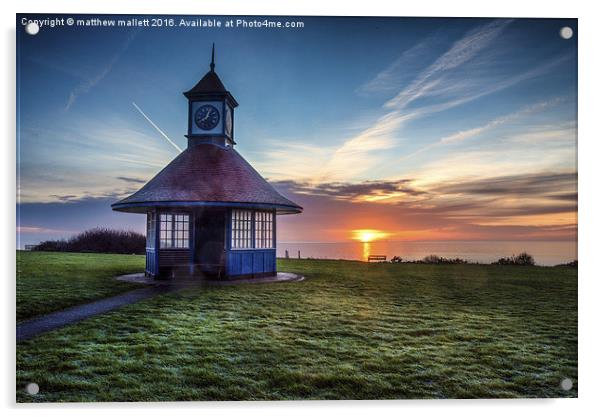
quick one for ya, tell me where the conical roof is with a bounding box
[111,144,302,214]
[183,44,238,106]
[185,70,228,95]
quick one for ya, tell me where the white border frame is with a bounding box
[4,1,601,416]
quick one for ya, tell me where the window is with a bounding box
[254,211,274,249]
[231,210,274,249]
[146,212,156,249]
[231,209,252,249]
[159,213,189,249]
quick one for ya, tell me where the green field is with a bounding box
[16,252,577,401]
[17,251,144,321]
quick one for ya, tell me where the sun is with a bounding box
[352,229,389,243]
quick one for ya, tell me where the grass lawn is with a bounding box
[17,251,144,321]
[16,255,577,401]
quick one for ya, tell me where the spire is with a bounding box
[184,42,238,108]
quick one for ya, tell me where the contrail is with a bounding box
[132,102,182,153]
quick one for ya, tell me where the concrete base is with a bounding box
[116,272,304,286]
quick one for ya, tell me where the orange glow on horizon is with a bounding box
[352,229,390,243]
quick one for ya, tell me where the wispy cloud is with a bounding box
[251,141,335,181]
[357,33,446,95]
[18,117,174,203]
[65,30,138,111]
[257,19,573,186]
[507,121,576,145]
[401,97,565,160]
[385,19,514,109]
[441,98,564,145]
[16,226,75,234]
[312,20,514,182]
[315,111,417,181]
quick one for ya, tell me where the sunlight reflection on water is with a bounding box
[362,242,370,261]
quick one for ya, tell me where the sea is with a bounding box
[277,241,577,266]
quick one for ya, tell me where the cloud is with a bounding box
[117,176,147,184]
[257,20,573,185]
[276,170,576,221]
[308,20,539,182]
[18,114,177,204]
[17,196,147,246]
[46,191,133,204]
[252,142,334,181]
[401,97,566,160]
[357,33,447,95]
[433,172,577,198]
[314,111,418,181]
[274,170,577,242]
[385,19,514,109]
[16,226,74,234]
[49,194,80,202]
[65,30,138,111]
[507,122,576,145]
[273,179,426,201]
[406,122,577,189]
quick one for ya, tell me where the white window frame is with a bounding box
[254,210,274,249]
[231,209,275,250]
[231,209,253,249]
[159,213,190,249]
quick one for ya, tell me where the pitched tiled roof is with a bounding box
[111,144,302,214]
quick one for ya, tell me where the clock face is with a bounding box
[194,104,220,130]
[225,105,232,137]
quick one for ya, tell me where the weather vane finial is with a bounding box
[210,43,215,72]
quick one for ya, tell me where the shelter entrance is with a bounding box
[193,208,226,277]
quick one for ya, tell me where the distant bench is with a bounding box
[367,255,387,262]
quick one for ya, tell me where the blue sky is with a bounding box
[16,15,577,246]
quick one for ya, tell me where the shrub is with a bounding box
[33,228,145,254]
[493,252,535,266]
[421,255,468,264]
[555,260,578,267]
[422,254,441,264]
[34,239,69,252]
[388,255,469,264]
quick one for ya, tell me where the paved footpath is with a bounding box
[16,287,170,342]
[16,272,304,342]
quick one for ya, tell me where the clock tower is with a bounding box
[113,47,302,280]
[184,44,238,148]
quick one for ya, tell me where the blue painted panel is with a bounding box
[265,250,276,273]
[253,251,263,273]
[226,249,276,276]
[241,252,253,274]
